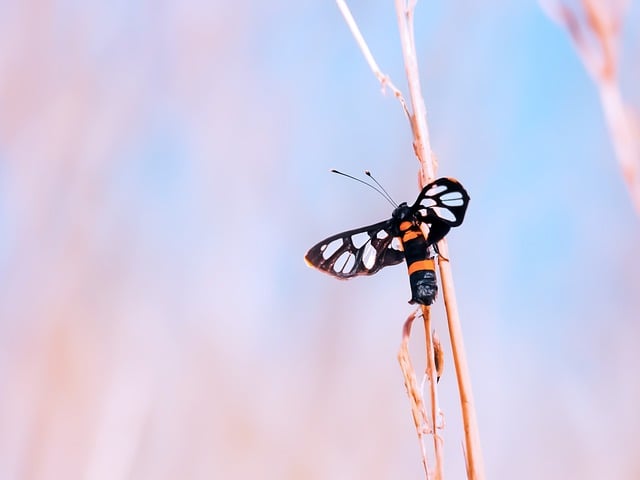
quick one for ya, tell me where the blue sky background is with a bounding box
[0,1,639,479]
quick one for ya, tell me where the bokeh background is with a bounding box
[0,1,639,479]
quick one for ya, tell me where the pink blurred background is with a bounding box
[0,1,639,479]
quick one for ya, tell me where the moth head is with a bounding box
[392,202,411,221]
[390,203,414,236]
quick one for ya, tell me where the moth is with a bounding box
[304,176,469,305]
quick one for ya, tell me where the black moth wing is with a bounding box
[305,219,404,279]
[411,177,470,245]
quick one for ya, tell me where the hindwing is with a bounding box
[411,177,470,245]
[304,220,404,279]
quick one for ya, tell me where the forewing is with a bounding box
[305,220,404,279]
[411,177,470,245]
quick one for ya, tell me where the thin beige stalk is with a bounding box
[337,1,485,478]
[395,1,485,478]
[421,305,444,480]
[398,309,432,478]
[394,0,435,183]
[541,0,640,215]
[436,240,484,479]
[336,0,411,119]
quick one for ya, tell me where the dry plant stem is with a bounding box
[541,0,640,215]
[599,81,640,213]
[399,309,432,479]
[336,4,439,476]
[394,0,434,183]
[336,0,411,119]
[395,0,485,478]
[421,305,444,480]
[437,240,484,479]
[337,1,485,478]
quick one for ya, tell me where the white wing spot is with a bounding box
[376,230,389,239]
[425,185,447,196]
[363,243,377,270]
[351,232,369,248]
[322,239,342,259]
[334,251,355,274]
[432,207,456,222]
[391,237,403,251]
[441,192,464,206]
[420,198,437,208]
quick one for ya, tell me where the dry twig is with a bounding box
[398,309,433,478]
[541,0,640,215]
[337,1,485,478]
[336,0,411,119]
[394,1,485,478]
[421,305,444,480]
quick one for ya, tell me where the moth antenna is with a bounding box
[364,170,397,207]
[330,169,396,207]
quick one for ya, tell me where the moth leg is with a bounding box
[431,243,450,263]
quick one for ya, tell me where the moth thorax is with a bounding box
[391,203,413,236]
